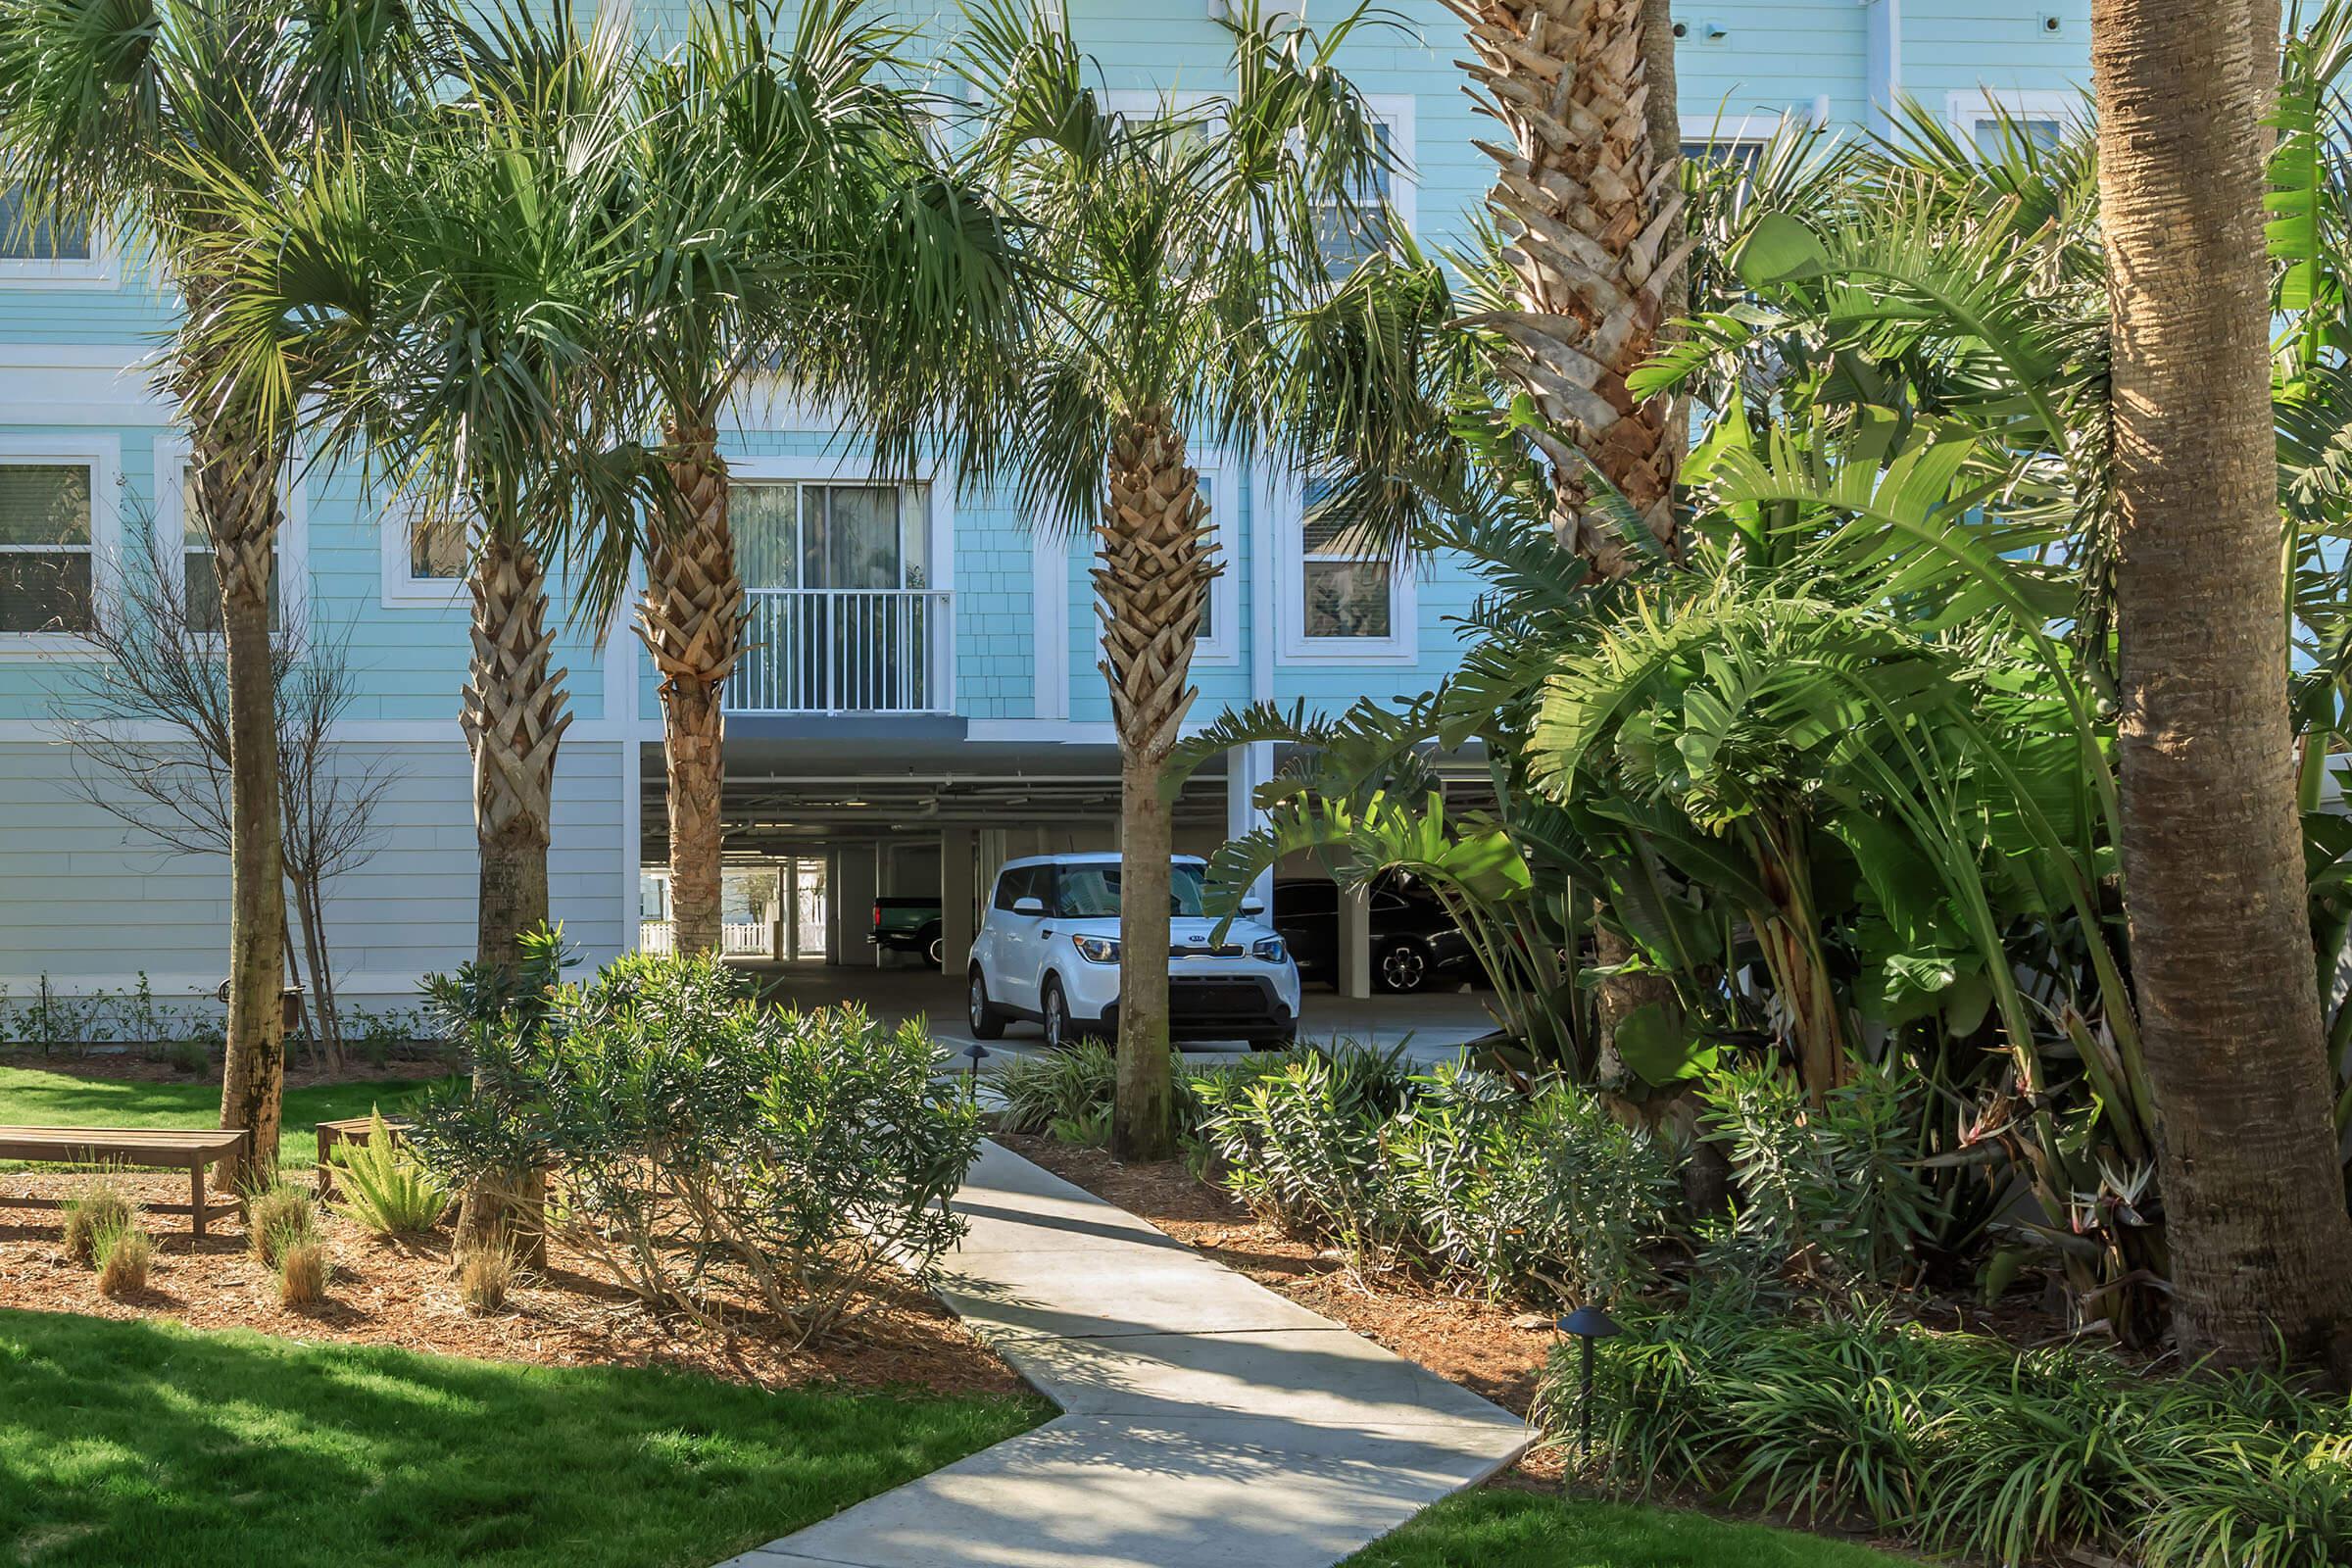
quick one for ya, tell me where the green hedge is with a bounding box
[1548,1298,2352,1568]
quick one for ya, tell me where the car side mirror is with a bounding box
[1013,896,1046,915]
[1240,898,1265,916]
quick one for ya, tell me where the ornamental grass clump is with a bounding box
[276,1239,332,1309]
[93,1218,153,1297]
[1554,1297,2352,1568]
[60,1175,133,1265]
[408,951,981,1348]
[246,1182,318,1270]
[455,1242,516,1314]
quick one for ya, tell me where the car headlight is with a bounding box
[1071,934,1121,963]
[1251,935,1288,964]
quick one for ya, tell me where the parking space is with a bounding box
[743,963,1498,1070]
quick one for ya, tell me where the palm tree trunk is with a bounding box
[194,428,289,1193]
[1447,0,1691,575]
[457,529,567,1269]
[640,419,742,956]
[1097,407,1218,1163]
[2096,0,2352,1368]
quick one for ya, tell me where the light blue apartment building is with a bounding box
[0,0,2092,1004]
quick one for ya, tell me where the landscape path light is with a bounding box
[1557,1303,1622,1462]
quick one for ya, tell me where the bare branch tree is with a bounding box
[49,524,397,1068]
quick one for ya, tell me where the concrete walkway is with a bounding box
[721,1141,1532,1568]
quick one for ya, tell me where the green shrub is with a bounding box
[408,950,980,1345]
[1192,1046,1415,1272]
[1554,1298,2352,1568]
[60,1177,133,1265]
[245,1183,318,1270]
[327,1111,450,1235]
[1700,1058,1939,1287]
[1389,1065,1677,1309]
[994,1040,1117,1137]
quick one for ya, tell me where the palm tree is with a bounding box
[1442,0,1690,575]
[0,0,425,1188]
[2093,0,2352,1365]
[622,0,1031,954]
[961,0,1393,1160]
[185,4,654,1252]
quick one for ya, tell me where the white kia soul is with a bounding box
[966,853,1301,1051]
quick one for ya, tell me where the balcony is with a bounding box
[723,587,951,715]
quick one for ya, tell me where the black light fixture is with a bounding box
[1556,1303,1622,1461]
[962,1039,991,1103]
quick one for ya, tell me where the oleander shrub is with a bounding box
[409,951,980,1346]
[93,1217,152,1296]
[1192,1044,1417,1272]
[1552,1297,2352,1568]
[245,1182,318,1270]
[1700,1059,1939,1288]
[327,1111,450,1235]
[1389,1065,1677,1309]
[59,1176,133,1265]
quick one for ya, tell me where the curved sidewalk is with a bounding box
[721,1140,1532,1568]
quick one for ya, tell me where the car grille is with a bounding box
[1173,942,1248,958]
[1168,977,1277,1017]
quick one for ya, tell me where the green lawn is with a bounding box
[0,1307,1047,1568]
[0,1062,455,1171]
[1344,1490,1911,1567]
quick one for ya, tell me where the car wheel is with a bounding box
[967,968,1005,1040]
[923,925,945,970]
[1042,979,1071,1052]
[1377,939,1432,994]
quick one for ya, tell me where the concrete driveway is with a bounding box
[740,962,1498,1070]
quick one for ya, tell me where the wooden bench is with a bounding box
[0,1127,249,1238]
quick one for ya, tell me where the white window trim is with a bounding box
[378,488,468,610]
[1946,89,2083,142]
[0,435,120,658]
[1184,452,1243,667]
[1269,466,1418,666]
[0,207,119,291]
[152,434,310,643]
[1361,93,1417,238]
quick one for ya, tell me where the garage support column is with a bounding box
[940,826,977,977]
[1224,741,1277,910]
[833,846,878,967]
[1339,881,1373,1000]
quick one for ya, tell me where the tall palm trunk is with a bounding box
[193,424,289,1193]
[2096,0,2352,1368]
[1447,0,1690,575]
[457,529,567,1266]
[1097,407,1217,1163]
[639,419,742,956]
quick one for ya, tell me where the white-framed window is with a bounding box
[154,436,306,638]
[379,490,469,609]
[1314,94,1416,270]
[1274,470,1416,665]
[0,183,117,289]
[1188,457,1241,665]
[0,436,120,655]
[1946,90,2082,156]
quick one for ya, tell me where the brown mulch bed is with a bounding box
[998,1132,1564,1454]
[0,1170,1021,1398]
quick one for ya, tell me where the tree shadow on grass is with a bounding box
[0,1305,1042,1568]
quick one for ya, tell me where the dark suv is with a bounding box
[1273,876,1476,994]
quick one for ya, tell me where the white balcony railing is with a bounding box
[638,921,790,957]
[724,587,950,714]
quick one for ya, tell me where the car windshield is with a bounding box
[1053,862,1206,918]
